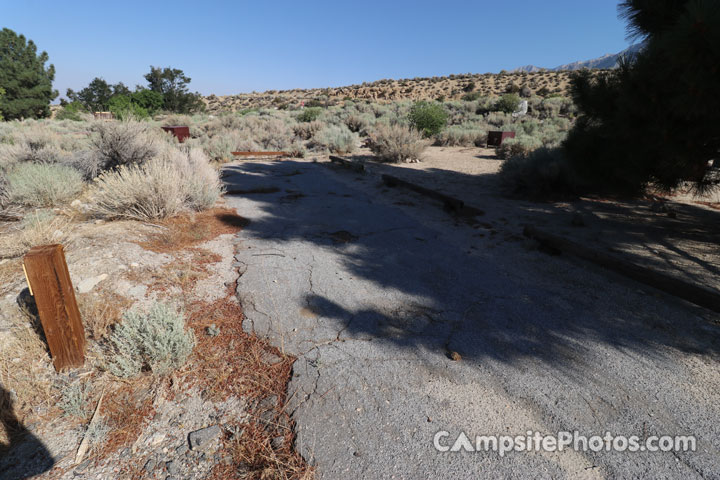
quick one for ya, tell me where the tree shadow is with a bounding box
[0,385,54,479]
[222,158,720,369]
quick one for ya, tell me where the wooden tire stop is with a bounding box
[23,244,85,371]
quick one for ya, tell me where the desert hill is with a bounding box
[203,70,579,113]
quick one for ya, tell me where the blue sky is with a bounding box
[2,0,631,99]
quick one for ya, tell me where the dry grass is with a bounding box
[184,293,313,480]
[0,211,74,259]
[77,290,133,340]
[0,304,57,435]
[139,207,248,253]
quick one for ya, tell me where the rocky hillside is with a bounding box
[203,71,577,113]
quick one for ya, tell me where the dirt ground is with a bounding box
[0,203,311,479]
[337,146,720,296]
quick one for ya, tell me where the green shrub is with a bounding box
[312,125,357,154]
[498,147,579,197]
[108,95,149,120]
[55,102,84,121]
[494,94,520,114]
[368,123,427,163]
[408,101,448,137]
[7,163,84,206]
[461,91,481,102]
[59,382,88,417]
[106,302,195,378]
[497,136,542,160]
[297,107,322,123]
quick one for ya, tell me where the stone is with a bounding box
[188,425,221,451]
[144,457,157,472]
[206,324,220,337]
[76,274,108,294]
[147,432,166,447]
[165,460,179,476]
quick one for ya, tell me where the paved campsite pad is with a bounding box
[224,158,720,479]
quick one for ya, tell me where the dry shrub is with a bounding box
[311,125,357,154]
[89,147,222,221]
[367,123,427,163]
[77,290,133,340]
[90,119,159,171]
[0,211,72,259]
[292,120,324,140]
[6,163,85,207]
[434,124,487,147]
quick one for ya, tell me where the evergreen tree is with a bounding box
[144,66,204,113]
[0,28,57,120]
[564,0,720,194]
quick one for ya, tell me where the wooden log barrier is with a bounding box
[523,225,720,313]
[23,244,85,371]
[329,155,365,172]
[381,174,465,212]
[231,151,290,157]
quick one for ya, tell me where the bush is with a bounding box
[494,94,520,114]
[89,147,221,220]
[498,147,579,197]
[90,120,158,171]
[55,102,84,121]
[497,136,543,160]
[297,107,322,123]
[408,101,448,137]
[59,383,88,417]
[106,302,195,378]
[368,123,427,163]
[312,125,357,154]
[108,95,149,120]
[461,92,481,102]
[344,114,370,133]
[292,120,324,140]
[7,163,84,206]
[434,124,487,147]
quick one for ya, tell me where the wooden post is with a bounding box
[23,245,85,371]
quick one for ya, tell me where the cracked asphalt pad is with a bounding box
[224,159,720,479]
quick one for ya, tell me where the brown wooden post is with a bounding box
[23,244,85,371]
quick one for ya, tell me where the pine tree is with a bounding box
[564,0,720,194]
[0,28,57,120]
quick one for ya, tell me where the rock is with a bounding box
[188,425,221,451]
[144,457,158,472]
[206,324,220,337]
[165,460,179,476]
[147,432,166,447]
[76,274,108,294]
[73,459,91,475]
[176,444,189,456]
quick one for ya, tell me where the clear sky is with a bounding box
[2,0,631,99]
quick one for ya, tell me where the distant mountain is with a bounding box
[513,44,644,73]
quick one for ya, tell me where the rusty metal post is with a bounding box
[23,244,85,371]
